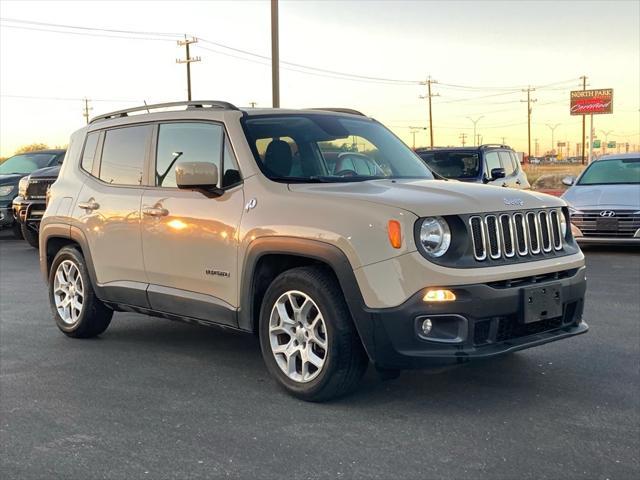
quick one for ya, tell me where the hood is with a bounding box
[28,165,61,179]
[288,179,564,217]
[0,174,22,186]
[562,184,640,211]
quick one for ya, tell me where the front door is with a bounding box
[141,122,244,326]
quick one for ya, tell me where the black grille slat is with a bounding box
[526,212,540,253]
[485,216,500,258]
[514,213,527,255]
[500,214,515,257]
[539,211,552,252]
[470,217,486,260]
[550,210,562,250]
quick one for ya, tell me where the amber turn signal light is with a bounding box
[387,220,402,249]
[423,289,457,302]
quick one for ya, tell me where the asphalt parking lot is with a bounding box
[1,233,638,480]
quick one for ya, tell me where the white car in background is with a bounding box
[562,153,640,245]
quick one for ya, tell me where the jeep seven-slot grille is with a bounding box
[469,209,565,262]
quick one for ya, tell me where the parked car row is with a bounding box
[0,149,65,244]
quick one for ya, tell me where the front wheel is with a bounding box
[259,266,368,402]
[49,246,113,338]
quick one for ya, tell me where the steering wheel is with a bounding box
[334,168,359,177]
[335,152,384,177]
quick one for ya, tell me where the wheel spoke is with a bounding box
[306,345,324,368]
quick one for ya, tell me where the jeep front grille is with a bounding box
[469,209,565,262]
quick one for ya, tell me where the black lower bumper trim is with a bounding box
[360,266,587,369]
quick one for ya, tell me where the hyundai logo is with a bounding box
[599,210,616,217]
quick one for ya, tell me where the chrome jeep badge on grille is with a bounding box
[503,198,524,207]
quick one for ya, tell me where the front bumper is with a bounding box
[364,266,587,368]
[12,197,46,230]
[0,203,14,228]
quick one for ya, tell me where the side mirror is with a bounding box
[176,162,222,197]
[562,175,575,186]
[490,167,506,180]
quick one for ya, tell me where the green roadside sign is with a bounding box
[592,139,601,148]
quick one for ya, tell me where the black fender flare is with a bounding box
[238,236,376,360]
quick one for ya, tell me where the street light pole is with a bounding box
[467,116,484,146]
[546,123,561,154]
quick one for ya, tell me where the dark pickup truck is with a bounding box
[12,163,62,248]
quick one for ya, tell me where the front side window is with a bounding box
[0,153,57,175]
[99,125,151,185]
[418,151,480,179]
[243,114,433,182]
[498,151,515,175]
[484,151,501,176]
[577,158,640,185]
[156,122,223,188]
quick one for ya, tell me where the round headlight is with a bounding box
[419,217,451,257]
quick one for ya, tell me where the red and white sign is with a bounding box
[570,89,613,115]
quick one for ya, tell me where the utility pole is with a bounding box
[476,133,482,146]
[419,76,439,148]
[249,101,257,108]
[579,75,588,164]
[459,132,468,146]
[521,86,537,160]
[501,136,506,145]
[535,138,539,156]
[82,98,92,125]
[546,123,561,154]
[467,116,484,146]
[176,36,201,101]
[271,0,280,107]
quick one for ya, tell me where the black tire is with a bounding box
[11,221,23,239]
[48,246,113,338]
[20,223,39,249]
[258,266,368,402]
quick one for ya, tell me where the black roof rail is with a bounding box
[310,108,366,116]
[479,143,510,149]
[90,100,239,124]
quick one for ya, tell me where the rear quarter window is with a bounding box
[99,125,151,186]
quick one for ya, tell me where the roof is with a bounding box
[18,149,65,155]
[595,153,640,161]
[89,100,368,124]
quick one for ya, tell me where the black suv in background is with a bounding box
[0,149,66,238]
[12,157,64,248]
[416,144,530,189]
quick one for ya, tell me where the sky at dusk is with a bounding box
[1,0,639,157]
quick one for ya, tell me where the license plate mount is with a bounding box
[596,217,618,231]
[522,283,563,324]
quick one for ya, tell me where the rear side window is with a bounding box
[156,122,223,187]
[99,125,151,185]
[80,132,100,173]
[498,151,515,175]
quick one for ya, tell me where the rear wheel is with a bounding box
[20,223,39,249]
[49,246,113,338]
[259,266,368,401]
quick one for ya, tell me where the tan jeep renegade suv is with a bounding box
[40,101,588,401]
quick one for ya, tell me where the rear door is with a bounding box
[72,124,151,306]
[141,121,244,326]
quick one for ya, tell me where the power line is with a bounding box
[0,23,178,42]
[0,17,183,37]
[0,94,142,102]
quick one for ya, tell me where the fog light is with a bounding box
[423,289,456,302]
[421,318,433,335]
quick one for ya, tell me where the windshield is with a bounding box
[243,114,434,182]
[0,153,56,175]
[577,158,640,185]
[418,151,480,179]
